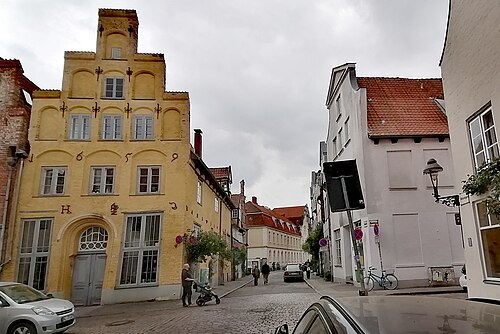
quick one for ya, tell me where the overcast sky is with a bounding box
[1,0,449,208]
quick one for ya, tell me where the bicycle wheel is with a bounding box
[382,274,398,290]
[363,276,375,291]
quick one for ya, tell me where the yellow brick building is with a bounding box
[0,9,233,305]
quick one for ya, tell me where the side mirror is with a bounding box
[274,324,289,334]
[46,293,54,298]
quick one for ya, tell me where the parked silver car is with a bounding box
[275,295,500,333]
[284,264,304,282]
[0,282,75,334]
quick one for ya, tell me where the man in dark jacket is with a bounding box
[181,263,195,307]
[261,262,270,285]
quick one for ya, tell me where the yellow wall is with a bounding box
[0,9,232,303]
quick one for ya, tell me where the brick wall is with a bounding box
[0,59,38,248]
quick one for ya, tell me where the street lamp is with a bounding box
[423,158,459,207]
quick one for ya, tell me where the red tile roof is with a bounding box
[273,206,306,226]
[209,166,231,180]
[245,201,301,236]
[356,77,448,138]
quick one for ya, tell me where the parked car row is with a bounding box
[0,282,75,334]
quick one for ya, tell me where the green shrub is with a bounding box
[324,271,332,281]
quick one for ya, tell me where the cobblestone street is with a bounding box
[66,271,468,333]
[67,272,318,334]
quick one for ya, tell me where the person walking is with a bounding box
[261,262,270,285]
[306,265,311,279]
[252,265,261,286]
[181,263,195,307]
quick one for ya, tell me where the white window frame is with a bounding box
[344,117,350,144]
[469,106,499,168]
[214,198,219,212]
[197,180,203,205]
[334,229,342,265]
[332,136,338,157]
[90,166,115,194]
[338,128,343,151]
[137,166,160,194]
[476,201,500,279]
[336,95,342,121]
[111,47,122,59]
[41,167,67,195]
[119,213,161,286]
[17,218,52,291]
[104,77,124,99]
[102,115,122,140]
[133,115,154,140]
[232,209,239,219]
[69,114,90,140]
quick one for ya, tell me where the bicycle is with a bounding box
[363,266,399,291]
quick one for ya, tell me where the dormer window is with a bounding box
[111,47,122,59]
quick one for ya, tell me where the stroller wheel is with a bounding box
[215,296,220,304]
[196,299,204,306]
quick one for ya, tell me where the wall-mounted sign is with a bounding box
[319,238,328,247]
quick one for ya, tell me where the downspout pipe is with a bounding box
[0,165,14,267]
[1,157,25,271]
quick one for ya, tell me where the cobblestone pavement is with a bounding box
[67,272,319,334]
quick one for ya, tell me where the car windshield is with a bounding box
[286,264,300,271]
[0,284,50,304]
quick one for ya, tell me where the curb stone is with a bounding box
[219,279,253,298]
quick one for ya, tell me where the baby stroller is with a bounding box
[193,281,220,306]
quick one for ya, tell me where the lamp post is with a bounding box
[423,158,463,247]
[422,158,459,207]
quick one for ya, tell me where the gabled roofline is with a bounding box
[325,63,358,108]
[439,0,452,67]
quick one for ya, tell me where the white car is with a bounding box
[0,282,75,334]
[459,265,467,291]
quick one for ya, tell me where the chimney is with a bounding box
[252,196,257,204]
[240,180,245,196]
[194,129,203,158]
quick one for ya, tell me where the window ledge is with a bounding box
[131,193,164,196]
[98,139,124,142]
[388,187,418,191]
[115,283,159,290]
[82,194,119,197]
[484,279,500,285]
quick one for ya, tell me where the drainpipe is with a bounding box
[0,165,14,267]
[1,157,25,270]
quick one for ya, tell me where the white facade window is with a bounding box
[334,229,342,265]
[133,115,153,140]
[214,198,219,212]
[336,95,342,120]
[137,167,160,194]
[104,77,124,99]
[192,224,201,237]
[17,219,52,291]
[338,128,343,151]
[120,213,161,286]
[232,209,239,219]
[477,201,500,279]
[344,117,350,143]
[111,47,122,59]
[102,115,122,140]
[197,180,202,204]
[90,166,115,194]
[469,107,499,168]
[69,114,90,140]
[332,137,338,157]
[41,167,66,195]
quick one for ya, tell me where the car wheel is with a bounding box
[9,322,37,334]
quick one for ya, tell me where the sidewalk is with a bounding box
[75,275,253,319]
[304,273,464,298]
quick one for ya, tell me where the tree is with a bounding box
[302,225,323,267]
[185,230,230,264]
[462,158,500,216]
